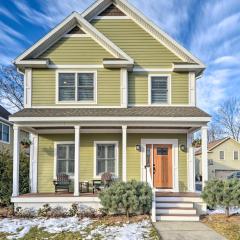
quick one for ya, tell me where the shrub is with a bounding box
[99,180,152,218]
[201,179,240,217]
[68,203,102,218]
[0,149,29,206]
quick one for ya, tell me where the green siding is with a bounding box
[40,37,113,65]
[128,72,189,105]
[32,68,121,106]
[37,133,187,193]
[127,133,188,192]
[91,19,183,68]
[37,133,122,193]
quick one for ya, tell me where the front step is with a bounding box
[156,207,196,215]
[156,214,200,222]
[156,201,194,208]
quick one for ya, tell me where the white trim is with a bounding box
[74,126,80,196]
[0,117,12,125]
[133,67,173,72]
[219,150,225,160]
[127,129,188,134]
[31,105,123,109]
[201,126,208,188]
[24,68,32,108]
[94,16,131,20]
[141,139,179,192]
[0,121,11,144]
[48,64,104,69]
[189,72,196,106]
[148,74,171,105]
[29,133,38,193]
[12,125,20,197]
[53,141,75,180]
[55,70,97,105]
[93,141,119,179]
[122,125,127,181]
[128,104,191,107]
[187,133,195,192]
[63,34,91,38]
[233,150,239,161]
[10,116,211,122]
[121,68,128,108]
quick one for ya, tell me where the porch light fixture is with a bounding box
[136,144,141,152]
[180,144,186,152]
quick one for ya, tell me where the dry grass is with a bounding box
[202,214,240,240]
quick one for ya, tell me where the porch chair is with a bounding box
[92,172,113,194]
[53,174,71,193]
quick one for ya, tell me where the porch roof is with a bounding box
[11,107,210,119]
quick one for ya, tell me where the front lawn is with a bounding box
[0,215,159,240]
[202,214,240,240]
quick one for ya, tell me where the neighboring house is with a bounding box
[195,137,240,180]
[0,105,12,152]
[9,0,211,222]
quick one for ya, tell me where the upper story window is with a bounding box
[58,71,96,103]
[149,75,170,105]
[219,150,225,160]
[233,150,239,160]
[0,122,10,144]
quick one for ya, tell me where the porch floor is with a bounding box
[15,192,98,198]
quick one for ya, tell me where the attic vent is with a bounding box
[98,4,126,16]
[67,26,86,34]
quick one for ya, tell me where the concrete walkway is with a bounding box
[153,222,226,240]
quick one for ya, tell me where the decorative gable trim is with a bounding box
[14,11,133,67]
[98,3,126,16]
[82,0,205,68]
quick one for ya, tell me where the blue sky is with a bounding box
[1,0,240,114]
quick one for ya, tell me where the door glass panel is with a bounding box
[157,147,168,155]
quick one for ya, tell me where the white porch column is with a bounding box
[122,125,127,182]
[121,68,128,108]
[12,125,20,197]
[201,126,208,188]
[29,133,38,193]
[187,133,195,192]
[74,126,80,196]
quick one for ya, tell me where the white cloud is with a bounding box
[0,7,20,23]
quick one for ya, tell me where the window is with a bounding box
[0,122,10,143]
[233,150,239,160]
[219,151,225,160]
[149,75,169,104]
[95,142,118,177]
[56,143,74,177]
[58,72,96,103]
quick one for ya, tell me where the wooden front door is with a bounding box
[152,144,173,188]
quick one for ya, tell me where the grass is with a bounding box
[202,214,240,240]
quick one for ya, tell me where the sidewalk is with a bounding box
[153,222,226,240]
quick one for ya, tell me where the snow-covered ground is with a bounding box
[0,217,154,239]
[208,207,240,215]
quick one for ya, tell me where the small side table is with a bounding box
[79,181,90,193]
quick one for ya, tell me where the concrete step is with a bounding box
[156,208,197,215]
[156,201,194,208]
[156,214,200,222]
[156,196,201,202]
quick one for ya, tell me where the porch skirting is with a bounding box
[12,194,101,210]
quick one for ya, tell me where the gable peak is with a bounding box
[98,3,126,17]
[67,26,86,35]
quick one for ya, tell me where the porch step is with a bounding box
[156,207,196,215]
[156,214,200,222]
[156,196,200,202]
[156,201,194,208]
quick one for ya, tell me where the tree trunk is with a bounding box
[225,206,230,217]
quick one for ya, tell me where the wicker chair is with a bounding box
[53,174,71,193]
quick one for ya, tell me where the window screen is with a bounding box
[78,73,94,101]
[151,76,168,104]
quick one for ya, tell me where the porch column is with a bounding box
[187,133,195,192]
[29,133,38,193]
[12,125,20,197]
[201,126,208,188]
[122,125,127,182]
[74,126,80,196]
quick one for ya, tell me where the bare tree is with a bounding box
[215,98,240,141]
[208,122,223,142]
[0,65,24,111]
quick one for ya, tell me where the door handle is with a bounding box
[153,164,156,174]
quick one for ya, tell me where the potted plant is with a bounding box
[21,139,31,149]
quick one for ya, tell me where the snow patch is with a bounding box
[208,207,240,215]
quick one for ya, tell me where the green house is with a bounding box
[10,0,211,222]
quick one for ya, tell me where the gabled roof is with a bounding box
[14,11,133,67]
[195,137,239,155]
[0,105,10,120]
[82,0,205,68]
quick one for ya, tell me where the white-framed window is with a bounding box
[0,122,10,144]
[233,150,239,160]
[219,150,225,160]
[54,142,75,178]
[57,71,97,104]
[94,141,118,178]
[148,74,171,105]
